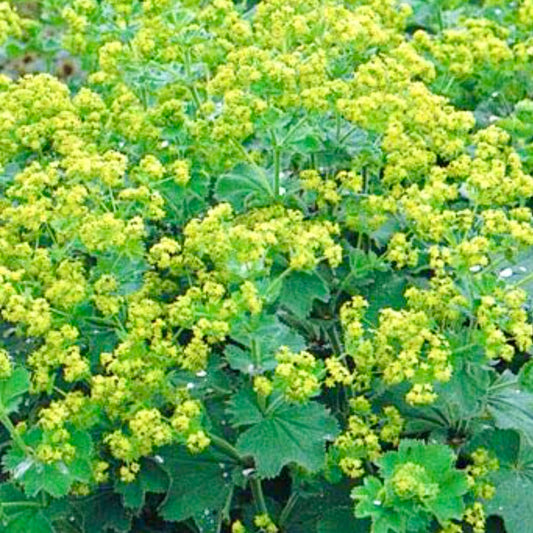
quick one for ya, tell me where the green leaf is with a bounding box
[214,163,273,211]
[158,446,237,523]
[279,270,330,319]
[3,430,93,498]
[234,398,339,478]
[75,492,132,533]
[286,123,322,154]
[353,477,405,533]
[0,367,29,415]
[156,173,209,226]
[0,483,54,533]
[115,458,168,510]
[520,360,533,391]
[486,370,533,444]
[348,249,388,279]
[470,429,533,533]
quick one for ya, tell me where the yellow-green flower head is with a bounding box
[0,348,12,378]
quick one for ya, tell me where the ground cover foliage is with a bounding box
[1,0,533,531]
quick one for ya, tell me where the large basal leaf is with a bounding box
[470,429,533,533]
[493,247,533,299]
[486,370,533,444]
[231,393,339,478]
[158,446,237,523]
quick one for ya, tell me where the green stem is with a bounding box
[331,270,354,311]
[280,116,307,145]
[0,502,42,508]
[0,412,31,455]
[269,128,281,198]
[208,433,246,464]
[264,266,292,302]
[184,49,202,110]
[274,148,281,198]
[279,493,299,528]
[265,394,285,416]
[436,3,444,32]
[516,270,533,289]
[250,476,268,515]
[452,343,479,355]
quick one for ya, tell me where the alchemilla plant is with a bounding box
[0,0,533,532]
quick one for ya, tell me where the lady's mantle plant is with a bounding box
[0,0,533,532]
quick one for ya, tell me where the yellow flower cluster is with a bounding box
[466,448,499,500]
[334,397,403,478]
[254,514,278,533]
[386,233,419,269]
[0,348,12,378]
[253,346,323,402]
[340,297,452,405]
[300,169,363,208]
[273,346,321,403]
[0,1,24,45]
[36,392,88,464]
[476,288,533,361]
[392,462,439,500]
[464,502,487,533]
[182,203,341,280]
[413,19,513,79]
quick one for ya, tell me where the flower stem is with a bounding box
[250,476,268,515]
[0,412,31,455]
[208,433,246,464]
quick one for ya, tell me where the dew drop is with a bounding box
[499,267,513,278]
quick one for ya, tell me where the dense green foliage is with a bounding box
[0,0,533,532]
